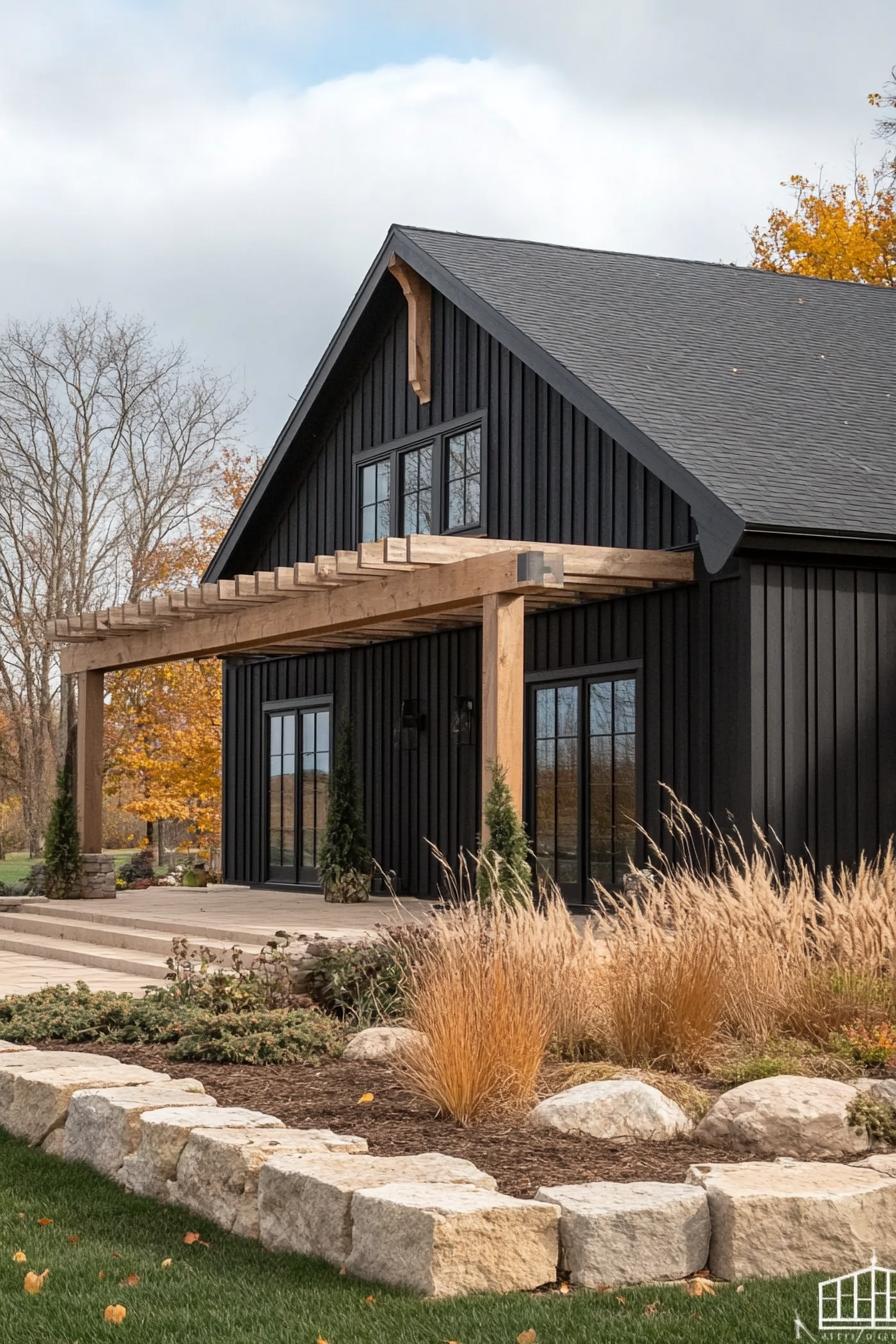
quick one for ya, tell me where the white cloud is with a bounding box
[0,4,890,450]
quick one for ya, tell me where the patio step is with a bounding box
[0,911,268,964]
[0,928,172,981]
[13,901,282,946]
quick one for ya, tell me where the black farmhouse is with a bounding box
[55,227,896,907]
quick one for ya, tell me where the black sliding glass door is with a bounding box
[266,701,330,885]
[529,673,637,903]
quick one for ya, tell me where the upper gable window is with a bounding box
[446,427,481,531]
[359,458,392,543]
[355,415,484,543]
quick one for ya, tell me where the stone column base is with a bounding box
[79,854,116,900]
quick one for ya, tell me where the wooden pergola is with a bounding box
[47,535,694,853]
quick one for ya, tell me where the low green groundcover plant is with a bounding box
[0,1130,826,1344]
[0,982,343,1065]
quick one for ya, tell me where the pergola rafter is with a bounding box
[45,536,694,856]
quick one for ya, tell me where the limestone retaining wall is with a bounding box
[2,1040,896,1295]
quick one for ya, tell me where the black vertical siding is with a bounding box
[222,280,706,892]
[240,288,694,572]
[223,563,748,894]
[747,560,896,868]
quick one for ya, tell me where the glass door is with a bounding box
[528,673,637,903]
[266,701,330,885]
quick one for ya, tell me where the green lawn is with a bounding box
[0,849,136,886]
[0,1131,823,1344]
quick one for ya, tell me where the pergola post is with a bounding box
[76,669,104,853]
[480,592,525,839]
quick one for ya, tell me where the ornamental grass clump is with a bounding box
[399,853,604,1122]
[589,795,896,1070]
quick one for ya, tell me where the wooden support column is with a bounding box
[480,592,525,839]
[76,669,104,853]
[388,254,432,404]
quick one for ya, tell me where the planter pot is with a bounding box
[323,871,372,904]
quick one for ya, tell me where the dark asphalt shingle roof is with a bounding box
[399,226,896,539]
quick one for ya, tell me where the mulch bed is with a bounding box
[43,1041,745,1198]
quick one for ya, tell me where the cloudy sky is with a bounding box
[1,1,892,447]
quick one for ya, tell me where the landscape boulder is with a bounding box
[535,1180,710,1287]
[258,1150,496,1263]
[343,1026,427,1062]
[346,1181,559,1296]
[854,1078,896,1109]
[695,1075,868,1159]
[169,1127,369,1239]
[528,1080,692,1142]
[853,1153,896,1177]
[64,1081,209,1177]
[119,1106,284,1200]
[0,1060,171,1146]
[688,1160,896,1278]
[0,1041,37,1053]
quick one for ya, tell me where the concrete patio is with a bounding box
[0,887,433,996]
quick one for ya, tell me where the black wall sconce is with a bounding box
[399,698,425,750]
[451,694,474,745]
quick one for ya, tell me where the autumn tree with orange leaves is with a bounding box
[104,449,259,858]
[751,78,896,286]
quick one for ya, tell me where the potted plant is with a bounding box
[319,720,372,903]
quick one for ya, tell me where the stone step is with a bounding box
[0,911,267,963]
[0,929,174,980]
[16,901,281,946]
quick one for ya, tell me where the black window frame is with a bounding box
[525,661,642,905]
[353,411,486,544]
[262,695,333,889]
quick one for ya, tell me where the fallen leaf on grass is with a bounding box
[736,1284,745,1293]
[66,1235,80,1245]
[111,1251,123,1260]
[517,1331,537,1344]
[643,1301,660,1317]
[103,1304,127,1325]
[11,1251,26,1264]
[182,1231,209,1247]
[685,1277,716,1298]
[98,1271,106,1282]
[364,1294,376,1306]
[161,1258,173,1269]
[357,1092,374,1104]
[557,1282,570,1295]
[120,1273,141,1287]
[36,1218,53,1227]
[23,1269,49,1295]
[316,1337,328,1344]
[615,1295,627,1305]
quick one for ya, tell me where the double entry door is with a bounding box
[528,671,637,904]
[266,700,331,885]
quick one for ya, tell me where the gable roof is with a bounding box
[207,226,896,580]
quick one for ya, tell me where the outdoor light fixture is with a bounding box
[398,698,425,750]
[451,694,474,745]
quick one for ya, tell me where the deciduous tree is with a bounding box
[0,308,247,852]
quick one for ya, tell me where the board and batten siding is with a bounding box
[221,276,707,893]
[222,564,747,895]
[747,559,896,870]
[236,284,694,572]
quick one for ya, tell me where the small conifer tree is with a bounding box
[476,760,532,905]
[43,767,83,900]
[319,719,372,903]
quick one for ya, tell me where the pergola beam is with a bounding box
[58,549,563,675]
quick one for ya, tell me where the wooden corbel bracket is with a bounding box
[388,254,432,405]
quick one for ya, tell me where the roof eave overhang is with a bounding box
[206,225,746,581]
